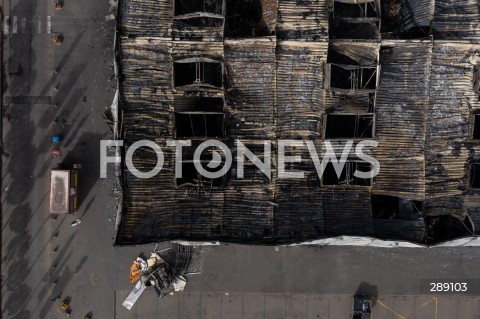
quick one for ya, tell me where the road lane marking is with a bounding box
[3,96,53,105]
[21,17,26,34]
[375,299,408,319]
[47,16,51,34]
[3,16,53,35]
[3,16,9,34]
[12,16,17,34]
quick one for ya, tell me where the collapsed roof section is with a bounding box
[116,0,480,245]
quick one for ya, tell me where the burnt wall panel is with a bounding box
[372,219,425,242]
[277,0,329,40]
[223,184,274,241]
[433,0,480,40]
[276,41,328,139]
[225,39,276,140]
[372,43,429,200]
[119,0,173,36]
[426,43,480,200]
[322,189,373,236]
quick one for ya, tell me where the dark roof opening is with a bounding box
[333,1,379,20]
[329,65,377,93]
[175,17,224,28]
[380,0,431,39]
[330,0,380,39]
[372,195,423,219]
[474,64,480,93]
[175,113,225,139]
[225,0,270,37]
[325,114,374,139]
[175,0,223,16]
[327,47,362,65]
[473,114,480,140]
[174,59,223,89]
[401,26,430,39]
[426,216,473,244]
[174,96,224,113]
[380,0,402,33]
[322,161,372,187]
[176,162,225,187]
[471,162,480,189]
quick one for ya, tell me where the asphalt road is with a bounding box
[1,0,118,318]
[1,0,480,319]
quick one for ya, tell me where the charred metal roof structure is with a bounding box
[115,0,480,245]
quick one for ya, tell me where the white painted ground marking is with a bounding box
[47,16,51,34]
[37,17,42,33]
[3,16,9,34]
[12,16,17,34]
[21,17,26,34]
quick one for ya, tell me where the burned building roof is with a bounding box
[115,0,480,245]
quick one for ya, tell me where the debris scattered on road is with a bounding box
[71,218,82,227]
[123,244,199,310]
[105,14,116,21]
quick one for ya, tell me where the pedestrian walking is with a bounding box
[54,1,63,10]
[71,218,81,227]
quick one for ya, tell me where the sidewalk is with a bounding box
[115,290,480,319]
[1,0,118,318]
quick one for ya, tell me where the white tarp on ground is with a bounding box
[171,236,480,248]
[122,280,146,310]
[173,276,187,292]
[289,236,480,248]
[334,0,375,3]
[171,240,221,246]
[434,237,480,247]
[288,236,423,248]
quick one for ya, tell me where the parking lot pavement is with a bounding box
[114,290,480,319]
[110,243,480,319]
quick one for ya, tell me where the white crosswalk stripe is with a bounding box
[12,16,17,34]
[1,16,53,35]
[21,17,26,34]
[3,16,9,35]
[47,16,51,34]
